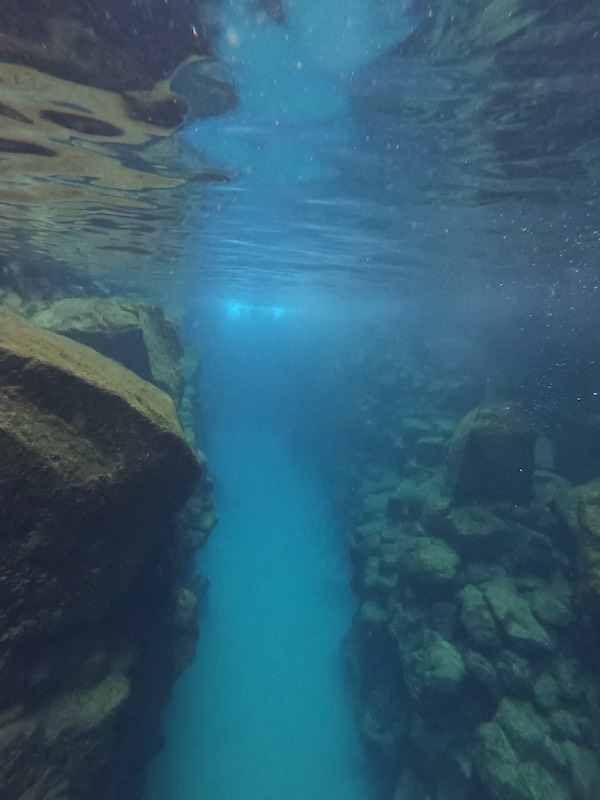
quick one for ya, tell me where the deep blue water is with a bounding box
[146,306,374,800]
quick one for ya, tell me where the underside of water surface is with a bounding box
[1,2,600,800]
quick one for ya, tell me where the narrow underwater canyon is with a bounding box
[145,307,374,800]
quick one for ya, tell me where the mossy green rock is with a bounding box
[403,631,466,705]
[484,579,553,657]
[458,584,502,652]
[0,309,202,799]
[0,309,200,655]
[474,718,569,800]
[495,699,566,774]
[436,505,515,558]
[397,536,460,590]
[447,404,535,503]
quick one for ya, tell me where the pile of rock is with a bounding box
[347,385,600,798]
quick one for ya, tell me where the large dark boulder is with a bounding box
[446,404,536,504]
[32,297,184,405]
[0,309,201,799]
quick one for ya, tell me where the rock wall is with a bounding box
[338,334,600,800]
[0,302,211,799]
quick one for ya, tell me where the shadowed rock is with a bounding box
[0,309,201,799]
[447,404,535,504]
[32,297,185,405]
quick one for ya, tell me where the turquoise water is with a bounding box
[144,2,419,790]
[146,309,373,800]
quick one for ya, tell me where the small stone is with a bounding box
[474,719,569,800]
[549,710,585,743]
[437,506,515,559]
[387,481,422,522]
[484,579,553,657]
[533,673,560,711]
[361,491,389,521]
[464,651,498,695]
[495,699,566,773]
[497,650,534,698]
[397,536,460,591]
[353,521,383,555]
[551,656,583,703]
[403,630,466,705]
[447,404,536,504]
[458,585,502,652]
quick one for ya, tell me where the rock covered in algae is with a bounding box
[32,297,184,405]
[0,309,202,798]
[447,404,536,504]
[0,308,200,661]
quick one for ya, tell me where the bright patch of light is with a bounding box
[226,300,247,318]
[224,300,286,320]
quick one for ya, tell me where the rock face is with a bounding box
[447,404,536,503]
[334,329,600,800]
[32,297,185,404]
[0,309,201,799]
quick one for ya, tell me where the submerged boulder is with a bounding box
[403,630,466,705]
[0,309,201,797]
[447,404,536,504]
[483,579,553,658]
[0,308,199,651]
[31,297,184,404]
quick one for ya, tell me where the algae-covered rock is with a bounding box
[31,297,184,404]
[563,740,600,799]
[474,718,569,800]
[435,505,515,559]
[397,536,461,591]
[0,309,202,799]
[464,650,498,695]
[497,650,534,698]
[0,671,131,798]
[458,584,502,652]
[533,673,560,711]
[495,699,566,774]
[484,579,553,657]
[0,309,200,662]
[387,480,422,521]
[447,404,536,503]
[529,587,572,629]
[403,630,466,705]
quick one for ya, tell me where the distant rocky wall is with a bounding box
[337,333,600,800]
[0,275,216,798]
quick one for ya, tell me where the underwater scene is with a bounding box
[2,1,600,799]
